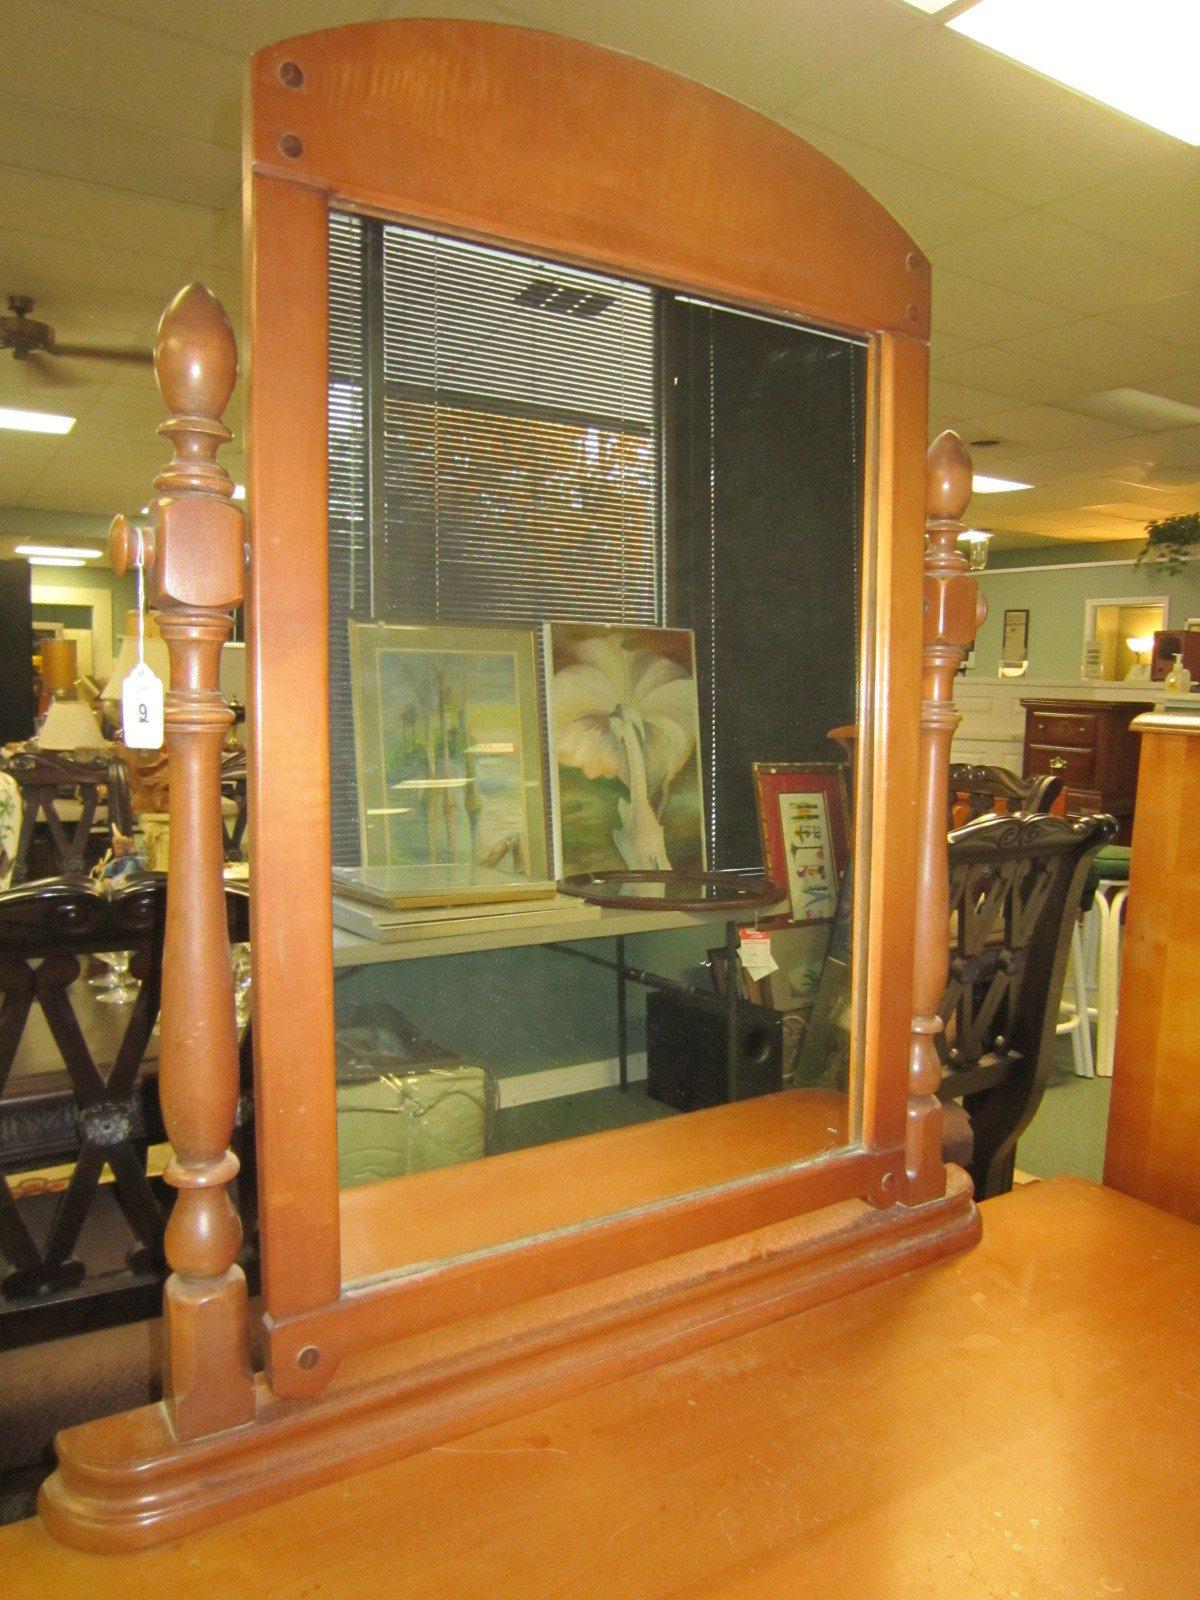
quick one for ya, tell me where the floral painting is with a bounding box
[349,621,549,888]
[545,622,706,877]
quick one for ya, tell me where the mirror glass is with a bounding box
[324,210,870,1285]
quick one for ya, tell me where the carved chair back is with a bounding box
[947,763,1061,829]
[936,810,1115,1197]
[1,750,136,885]
[0,875,253,1345]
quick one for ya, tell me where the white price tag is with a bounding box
[738,929,778,982]
[122,661,164,749]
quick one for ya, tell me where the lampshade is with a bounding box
[1125,635,1154,656]
[36,696,107,750]
[40,637,78,695]
[101,632,171,702]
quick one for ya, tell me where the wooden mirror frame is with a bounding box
[41,20,983,1550]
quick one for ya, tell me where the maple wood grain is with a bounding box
[13,1180,1200,1594]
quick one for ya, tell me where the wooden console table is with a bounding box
[5,1177,1198,1596]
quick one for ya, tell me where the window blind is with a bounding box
[327,211,368,863]
[326,212,661,863]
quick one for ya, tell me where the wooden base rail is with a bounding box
[41,1169,977,1552]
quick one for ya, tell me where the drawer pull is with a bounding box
[1048,756,1068,772]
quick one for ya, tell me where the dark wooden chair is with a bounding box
[0,874,254,1346]
[936,809,1115,1199]
[0,749,137,884]
[219,747,248,862]
[947,763,1061,829]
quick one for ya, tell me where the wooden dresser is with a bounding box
[1020,697,1152,844]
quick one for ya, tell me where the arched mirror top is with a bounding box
[249,18,929,339]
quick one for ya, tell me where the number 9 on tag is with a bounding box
[122,661,165,750]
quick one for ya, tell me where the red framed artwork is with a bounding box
[752,762,851,925]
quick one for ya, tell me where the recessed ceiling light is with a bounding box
[947,0,1200,146]
[973,473,1033,494]
[0,406,76,435]
[27,555,85,568]
[15,543,102,560]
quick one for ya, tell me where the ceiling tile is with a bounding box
[786,21,1177,208]
[0,93,237,211]
[4,1,241,148]
[1104,288,1200,355]
[774,117,1025,248]
[931,212,1197,318]
[962,403,1135,452]
[997,317,1200,387]
[488,0,923,114]
[1044,150,1200,276]
[0,165,220,262]
[66,1,532,55]
[932,345,1096,409]
[931,268,1069,343]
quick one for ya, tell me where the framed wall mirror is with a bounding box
[41,19,983,1549]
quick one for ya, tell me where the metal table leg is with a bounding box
[616,934,628,1093]
[725,919,739,1102]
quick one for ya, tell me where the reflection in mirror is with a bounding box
[325,210,868,1283]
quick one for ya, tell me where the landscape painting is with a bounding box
[349,621,549,895]
[544,621,706,878]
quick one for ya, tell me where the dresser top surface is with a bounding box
[5,1178,1200,1598]
[1019,697,1156,713]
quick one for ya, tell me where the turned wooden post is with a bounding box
[906,431,985,1203]
[110,285,254,1438]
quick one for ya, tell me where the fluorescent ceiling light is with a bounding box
[15,543,102,560]
[28,555,85,568]
[1081,389,1200,432]
[948,0,1200,146]
[973,473,1032,494]
[0,406,75,435]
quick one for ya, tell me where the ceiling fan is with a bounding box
[1,294,152,385]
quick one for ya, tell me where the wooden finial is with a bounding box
[155,283,238,425]
[925,430,973,525]
[153,285,238,505]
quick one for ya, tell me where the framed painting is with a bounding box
[1001,608,1029,667]
[348,620,550,900]
[752,762,850,925]
[544,621,706,878]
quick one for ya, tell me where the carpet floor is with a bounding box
[1016,1042,1112,1182]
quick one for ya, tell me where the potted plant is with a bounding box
[1136,512,1200,575]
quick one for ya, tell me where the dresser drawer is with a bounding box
[1026,709,1096,749]
[1024,743,1096,787]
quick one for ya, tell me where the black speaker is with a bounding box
[645,988,783,1112]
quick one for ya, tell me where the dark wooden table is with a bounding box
[3,1176,1199,1594]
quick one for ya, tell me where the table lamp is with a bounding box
[101,609,172,711]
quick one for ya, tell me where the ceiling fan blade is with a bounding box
[21,349,85,388]
[52,341,153,366]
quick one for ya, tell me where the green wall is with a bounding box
[0,506,136,667]
[967,546,1200,680]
